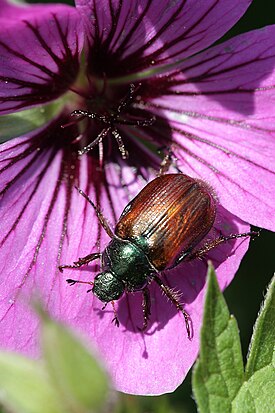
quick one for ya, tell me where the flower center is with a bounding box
[64,79,156,161]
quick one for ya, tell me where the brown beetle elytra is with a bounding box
[115,174,216,270]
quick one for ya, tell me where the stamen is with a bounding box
[61,115,84,129]
[71,110,106,123]
[78,127,111,156]
[111,129,129,159]
[70,83,155,160]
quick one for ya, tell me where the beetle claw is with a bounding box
[112,316,120,327]
[66,278,77,285]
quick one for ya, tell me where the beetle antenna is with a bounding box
[75,186,114,238]
[66,279,94,288]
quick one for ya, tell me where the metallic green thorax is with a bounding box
[92,237,155,303]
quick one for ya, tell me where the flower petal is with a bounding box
[0,128,250,394]
[0,3,84,114]
[0,116,96,352]
[76,0,251,76]
[147,26,275,230]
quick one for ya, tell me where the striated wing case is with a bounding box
[115,174,216,270]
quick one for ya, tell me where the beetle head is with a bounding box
[93,271,124,302]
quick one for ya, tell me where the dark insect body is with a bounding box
[59,174,257,338]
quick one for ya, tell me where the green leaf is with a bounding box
[232,275,275,413]
[232,366,275,413]
[245,274,275,378]
[0,99,64,143]
[192,263,244,413]
[37,305,110,413]
[0,352,66,413]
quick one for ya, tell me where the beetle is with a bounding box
[59,173,257,338]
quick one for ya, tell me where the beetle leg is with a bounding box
[139,287,151,331]
[157,148,173,176]
[75,188,114,238]
[58,252,101,272]
[154,276,192,340]
[157,147,182,176]
[185,231,260,262]
[110,301,120,327]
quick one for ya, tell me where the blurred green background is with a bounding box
[11,0,275,411]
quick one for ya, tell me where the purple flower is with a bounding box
[0,0,274,395]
